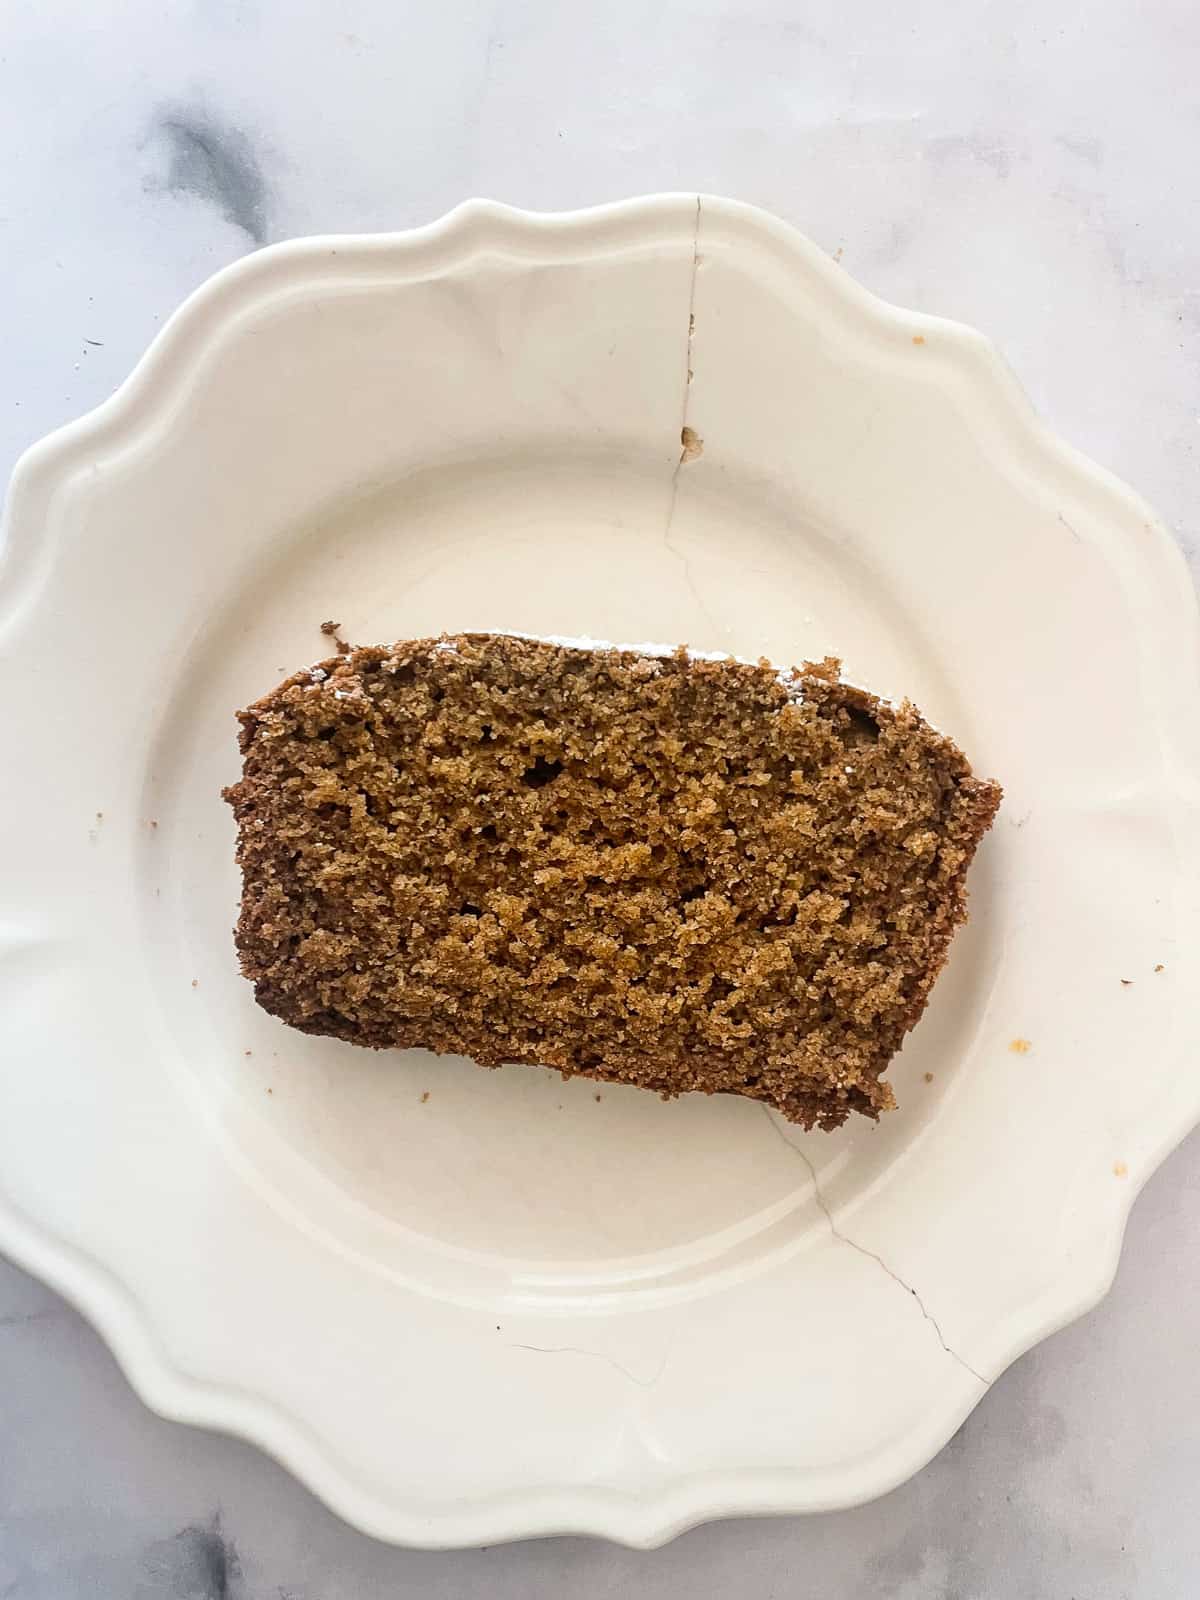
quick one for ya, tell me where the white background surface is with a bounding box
[1,1,1198,1595]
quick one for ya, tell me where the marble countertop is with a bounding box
[2,1,1198,1594]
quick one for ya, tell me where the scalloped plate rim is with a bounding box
[2,192,1199,1548]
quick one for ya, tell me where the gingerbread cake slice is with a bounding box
[223,632,1000,1129]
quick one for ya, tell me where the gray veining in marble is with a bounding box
[146,110,271,248]
[1,0,1198,1595]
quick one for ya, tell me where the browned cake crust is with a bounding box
[223,633,1000,1128]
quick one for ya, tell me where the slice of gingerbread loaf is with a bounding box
[223,632,1000,1128]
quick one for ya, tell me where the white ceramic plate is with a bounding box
[2,195,1198,1549]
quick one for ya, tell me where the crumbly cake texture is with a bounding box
[223,633,1001,1129]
